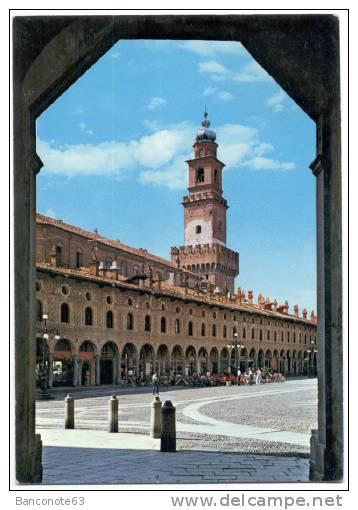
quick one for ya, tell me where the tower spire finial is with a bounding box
[204,104,208,118]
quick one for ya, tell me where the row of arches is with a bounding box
[36,337,317,388]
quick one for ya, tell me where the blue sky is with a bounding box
[36,39,317,313]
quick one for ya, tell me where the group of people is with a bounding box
[236,367,262,385]
[150,367,268,394]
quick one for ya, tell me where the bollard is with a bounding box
[150,396,162,438]
[65,394,74,429]
[160,400,176,452]
[108,395,119,433]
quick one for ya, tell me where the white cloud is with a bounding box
[210,75,227,82]
[242,157,295,171]
[203,86,217,96]
[110,51,120,59]
[179,40,245,56]
[217,91,234,101]
[198,60,230,75]
[37,123,192,178]
[143,119,161,131]
[198,58,272,87]
[266,90,286,112]
[233,61,271,83]
[139,154,190,190]
[79,122,94,136]
[146,96,167,111]
[38,120,295,187]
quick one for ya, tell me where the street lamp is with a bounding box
[38,313,60,391]
[228,332,244,377]
[306,339,318,377]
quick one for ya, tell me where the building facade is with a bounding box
[35,111,317,388]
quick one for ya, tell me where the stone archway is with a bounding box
[53,338,74,387]
[121,342,137,378]
[198,347,209,375]
[14,15,343,482]
[100,341,118,385]
[209,347,219,374]
[248,348,257,370]
[272,349,279,372]
[157,344,169,376]
[171,345,185,375]
[185,345,197,376]
[220,347,230,374]
[279,349,286,374]
[139,343,155,379]
[79,340,97,386]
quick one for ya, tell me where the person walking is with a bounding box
[152,372,160,395]
[256,367,262,385]
[237,368,241,386]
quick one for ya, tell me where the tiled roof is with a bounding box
[36,262,316,326]
[36,213,197,277]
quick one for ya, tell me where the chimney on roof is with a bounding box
[241,290,246,303]
[302,308,308,320]
[284,300,289,314]
[89,257,99,276]
[248,290,253,305]
[310,310,317,322]
[258,293,265,309]
[94,228,98,235]
[294,304,299,317]
[273,299,278,312]
[237,287,242,303]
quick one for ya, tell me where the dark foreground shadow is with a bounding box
[40,445,310,485]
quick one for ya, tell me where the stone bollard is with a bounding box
[160,400,176,452]
[108,395,119,433]
[65,394,74,429]
[150,396,162,438]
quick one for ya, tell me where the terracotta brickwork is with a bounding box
[36,264,317,387]
[171,112,239,292]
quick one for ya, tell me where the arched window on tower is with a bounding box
[196,225,202,234]
[160,317,167,333]
[214,169,218,182]
[223,325,227,338]
[212,324,216,337]
[196,168,205,183]
[175,319,180,335]
[201,323,206,337]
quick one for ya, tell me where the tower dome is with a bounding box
[196,109,216,142]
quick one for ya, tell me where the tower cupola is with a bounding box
[196,109,216,142]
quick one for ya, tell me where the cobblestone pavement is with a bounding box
[36,378,316,484]
[37,378,317,452]
[40,430,310,485]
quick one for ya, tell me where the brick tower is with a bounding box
[171,110,239,293]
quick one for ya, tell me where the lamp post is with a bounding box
[306,340,318,377]
[38,313,60,391]
[228,332,244,377]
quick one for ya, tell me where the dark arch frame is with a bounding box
[14,14,343,483]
